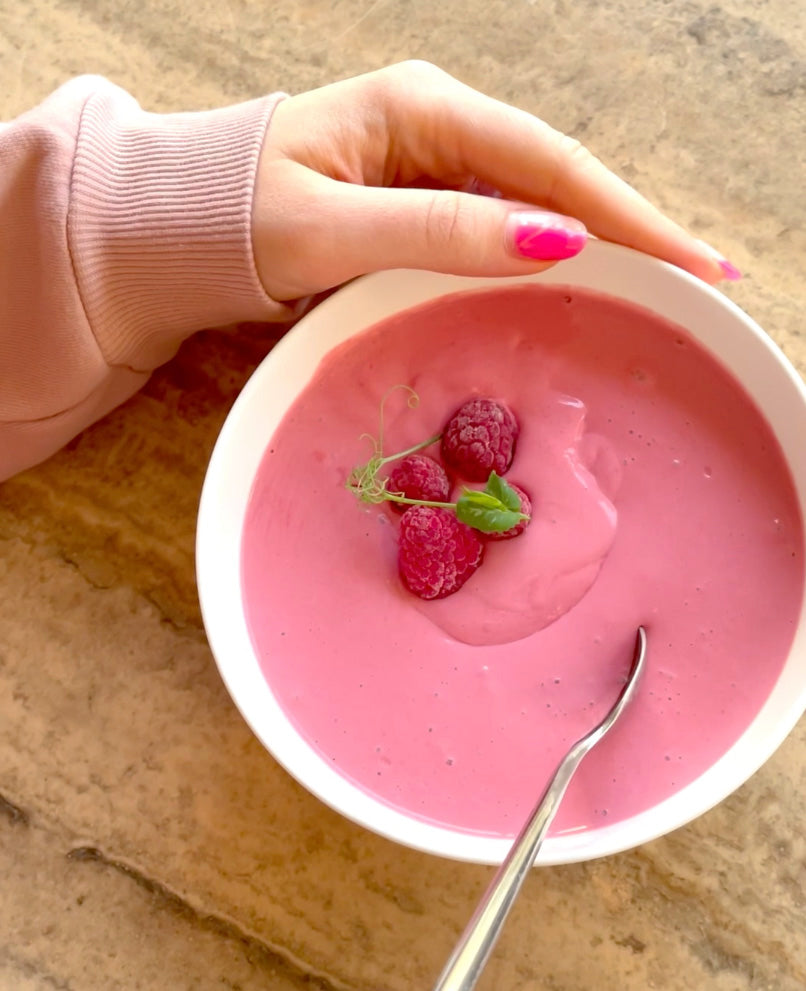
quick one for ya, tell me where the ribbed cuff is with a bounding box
[68,87,293,372]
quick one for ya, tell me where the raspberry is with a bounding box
[398,506,484,599]
[441,398,519,481]
[485,482,532,541]
[386,455,450,511]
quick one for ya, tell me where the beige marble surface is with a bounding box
[2,1,805,989]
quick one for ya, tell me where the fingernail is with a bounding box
[717,259,742,281]
[507,211,587,261]
[696,239,742,281]
[463,177,503,198]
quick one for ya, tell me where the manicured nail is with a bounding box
[718,259,742,281]
[507,211,587,261]
[696,239,742,281]
[464,177,503,198]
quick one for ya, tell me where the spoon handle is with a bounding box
[431,745,586,991]
[433,627,647,991]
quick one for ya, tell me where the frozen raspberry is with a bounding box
[485,482,532,541]
[398,506,484,599]
[386,455,450,511]
[441,398,519,481]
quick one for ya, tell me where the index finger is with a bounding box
[391,63,733,284]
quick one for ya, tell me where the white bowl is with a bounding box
[196,240,806,865]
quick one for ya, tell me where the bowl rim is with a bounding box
[196,240,806,865]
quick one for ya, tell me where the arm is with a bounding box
[2,63,735,482]
[0,76,290,481]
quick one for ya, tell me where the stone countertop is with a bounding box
[1,1,804,989]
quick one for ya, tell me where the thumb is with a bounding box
[253,166,587,300]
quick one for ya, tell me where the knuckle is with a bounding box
[424,192,464,251]
[396,59,444,81]
[380,59,449,100]
[549,132,601,201]
[556,132,590,167]
[372,61,459,128]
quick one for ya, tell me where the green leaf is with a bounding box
[459,490,502,510]
[456,488,521,534]
[485,471,521,512]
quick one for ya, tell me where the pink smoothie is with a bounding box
[241,285,804,838]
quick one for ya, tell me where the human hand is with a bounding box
[252,61,737,301]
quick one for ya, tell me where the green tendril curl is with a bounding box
[345,386,530,535]
[346,386,441,505]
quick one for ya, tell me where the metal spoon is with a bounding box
[433,626,648,991]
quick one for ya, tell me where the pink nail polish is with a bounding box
[718,259,742,282]
[507,212,587,261]
[695,240,743,282]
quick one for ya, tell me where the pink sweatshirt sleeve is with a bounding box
[0,76,292,481]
